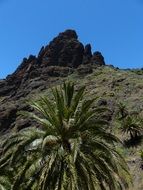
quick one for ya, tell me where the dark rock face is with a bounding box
[45,66,74,77]
[77,64,93,75]
[0,104,18,133]
[0,29,106,133]
[39,29,84,67]
[83,44,92,64]
[0,29,105,98]
[91,51,105,65]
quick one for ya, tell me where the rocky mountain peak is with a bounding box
[0,29,105,98]
[38,29,84,67]
[56,29,78,39]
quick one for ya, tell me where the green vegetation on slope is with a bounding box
[1,65,143,189]
[0,82,131,190]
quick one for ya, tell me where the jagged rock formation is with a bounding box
[0,29,106,133]
[0,30,105,98]
[38,30,84,67]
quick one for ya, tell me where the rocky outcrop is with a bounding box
[40,30,84,67]
[0,29,106,133]
[0,29,105,98]
[91,51,105,65]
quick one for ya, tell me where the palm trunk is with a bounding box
[63,140,71,152]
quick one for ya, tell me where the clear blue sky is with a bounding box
[0,0,143,79]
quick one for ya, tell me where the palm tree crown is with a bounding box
[121,114,143,140]
[0,82,131,190]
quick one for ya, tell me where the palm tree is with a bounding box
[120,114,143,141]
[0,82,131,190]
[117,102,128,120]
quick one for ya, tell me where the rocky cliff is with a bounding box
[0,29,105,133]
[0,30,105,98]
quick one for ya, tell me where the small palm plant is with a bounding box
[0,82,131,190]
[117,102,128,120]
[120,114,143,141]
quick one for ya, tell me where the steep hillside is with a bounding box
[0,30,143,189]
